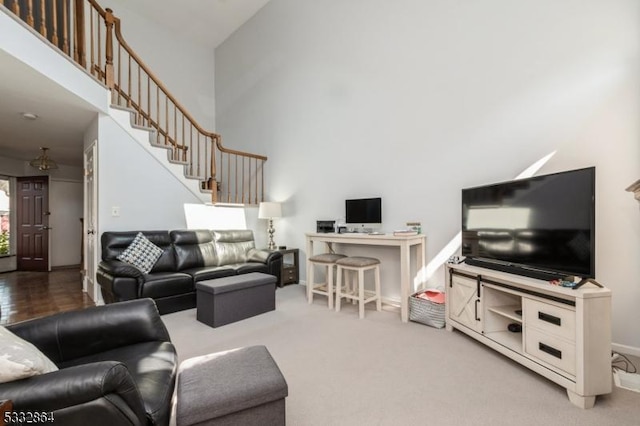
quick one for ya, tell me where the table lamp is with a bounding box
[258,202,282,250]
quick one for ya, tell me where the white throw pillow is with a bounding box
[0,326,58,383]
[117,232,164,274]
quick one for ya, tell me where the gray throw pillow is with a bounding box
[117,232,163,274]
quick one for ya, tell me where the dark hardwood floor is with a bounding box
[0,268,95,325]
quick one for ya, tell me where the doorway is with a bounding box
[83,142,98,301]
[0,177,10,257]
[16,176,50,271]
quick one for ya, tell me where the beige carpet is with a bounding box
[162,285,640,425]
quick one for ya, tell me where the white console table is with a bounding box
[305,232,427,322]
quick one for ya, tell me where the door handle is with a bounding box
[42,226,51,230]
[87,230,95,235]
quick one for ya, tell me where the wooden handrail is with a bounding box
[215,137,267,161]
[4,0,268,205]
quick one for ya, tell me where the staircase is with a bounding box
[3,0,267,205]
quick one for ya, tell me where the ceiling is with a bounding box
[0,0,270,168]
[0,49,98,167]
[131,0,271,49]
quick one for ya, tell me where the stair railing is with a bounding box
[4,0,267,205]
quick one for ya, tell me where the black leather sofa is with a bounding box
[0,299,176,426]
[97,229,283,314]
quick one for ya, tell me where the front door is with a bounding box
[83,142,98,301]
[16,176,49,271]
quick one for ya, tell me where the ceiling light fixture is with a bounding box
[21,112,38,120]
[29,147,58,171]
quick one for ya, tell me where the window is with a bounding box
[0,177,9,256]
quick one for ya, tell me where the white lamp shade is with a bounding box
[258,202,282,219]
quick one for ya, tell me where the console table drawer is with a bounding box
[524,299,575,342]
[525,327,576,376]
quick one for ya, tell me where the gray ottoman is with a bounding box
[196,272,276,327]
[176,345,288,426]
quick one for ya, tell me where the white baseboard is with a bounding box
[381,296,401,307]
[612,343,640,358]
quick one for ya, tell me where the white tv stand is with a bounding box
[445,263,611,408]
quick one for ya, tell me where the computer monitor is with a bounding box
[345,197,382,231]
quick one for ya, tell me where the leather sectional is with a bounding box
[96,229,283,314]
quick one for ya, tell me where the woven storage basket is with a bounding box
[409,292,445,328]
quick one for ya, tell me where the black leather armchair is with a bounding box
[0,299,177,426]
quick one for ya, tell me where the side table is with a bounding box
[274,248,299,287]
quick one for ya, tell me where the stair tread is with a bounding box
[130,123,154,132]
[149,142,171,147]
[167,158,189,165]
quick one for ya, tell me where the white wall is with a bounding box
[215,0,640,350]
[97,114,203,233]
[101,0,216,129]
[50,180,83,267]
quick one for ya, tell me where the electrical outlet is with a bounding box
[111,206,120,217]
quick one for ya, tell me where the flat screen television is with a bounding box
[461,167,595,281]
[345,197,382,226]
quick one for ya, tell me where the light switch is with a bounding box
[111,206,120,217]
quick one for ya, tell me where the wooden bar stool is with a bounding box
[335,256,382,319]
[307,253,346,309]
